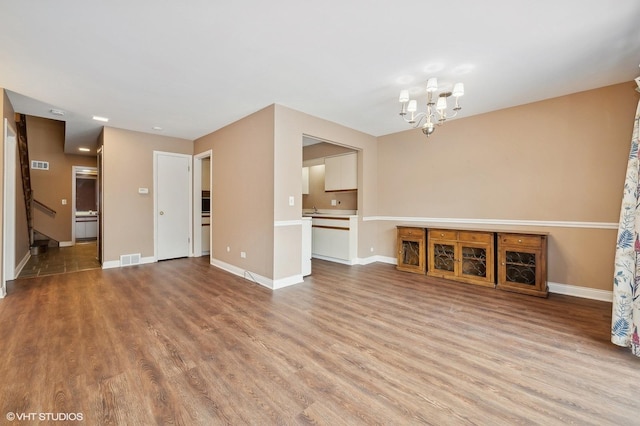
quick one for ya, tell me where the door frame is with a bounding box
[153,151,193,260]
[193,150,212,258]
[71,165,98,244]
[2,118,17,297]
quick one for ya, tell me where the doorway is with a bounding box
[72,166,98,243]
[193,150,212,258]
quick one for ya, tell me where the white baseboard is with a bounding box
[0,285,6,298]
[102,256,155,269]
[548,281,612,302]
[357,256,612,302]
[356,255,396,265]
[14,250,31,278]
[59,240,73,247]
[210,258,304,290]
[311,254,357,265]
[273,274,304,289]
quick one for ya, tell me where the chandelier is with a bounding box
[398,78,464,137]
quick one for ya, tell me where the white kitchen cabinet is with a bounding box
[324,152,357,191]
[302,166,309,195]
[302,217,312,276]
[311,215,358,264]
[86,220,98,238]
[202,215,210,254]
[75,217,97,239]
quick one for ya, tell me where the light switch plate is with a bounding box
[289,196,294,206]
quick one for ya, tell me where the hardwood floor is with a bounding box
[1,257,638,425]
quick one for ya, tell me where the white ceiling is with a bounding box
[1,1,639,155]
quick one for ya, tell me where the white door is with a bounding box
[155,152,191,260]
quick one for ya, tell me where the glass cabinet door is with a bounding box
[400,240,422,268]
[460,243,488,280]
[432,242,456,275]
[396,227,425,274]
[503,249,538,285]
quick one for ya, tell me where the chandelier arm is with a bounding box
[401,112,428,127]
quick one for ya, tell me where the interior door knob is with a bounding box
[159,211,164,215]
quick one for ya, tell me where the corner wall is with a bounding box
[194,106,276,280]
[102,127,192,264]
[376,82,639,292]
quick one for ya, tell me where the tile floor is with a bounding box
[18,241,101,278]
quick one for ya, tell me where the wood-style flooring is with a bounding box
[1,257,638,425]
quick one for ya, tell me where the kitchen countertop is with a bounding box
[303,213,357,219]
[302,209,357,218]
[76,211,98,217]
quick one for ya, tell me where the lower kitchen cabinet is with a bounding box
[76,217,97,239]
[311,215,358,264]
[202,215,210,254]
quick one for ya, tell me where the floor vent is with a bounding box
[120,253,141,267]
[31,160,49,170]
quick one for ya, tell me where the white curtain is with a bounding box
[612,99,640,357]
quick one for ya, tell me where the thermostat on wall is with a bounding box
[138,188,149,194]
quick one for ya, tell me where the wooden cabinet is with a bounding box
[395,226,548,298]
[396,227,426,274]
[324,152,357,191]
[427,229,494,287]
[497,233,548,297]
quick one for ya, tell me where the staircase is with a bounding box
[15,113,58,255]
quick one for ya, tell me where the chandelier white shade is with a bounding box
[398,78,464,137]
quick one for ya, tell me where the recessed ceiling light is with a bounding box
[152,126,163,131]
[49,109,65,116]
[79,147,91,152]
[92,115,109,122]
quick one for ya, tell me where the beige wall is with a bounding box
[303,141,354,161]
[194,106,276,279]
[202,158,210,191]
[376,82,639,291]
[102,127,192,263]
[27,116,96,243]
